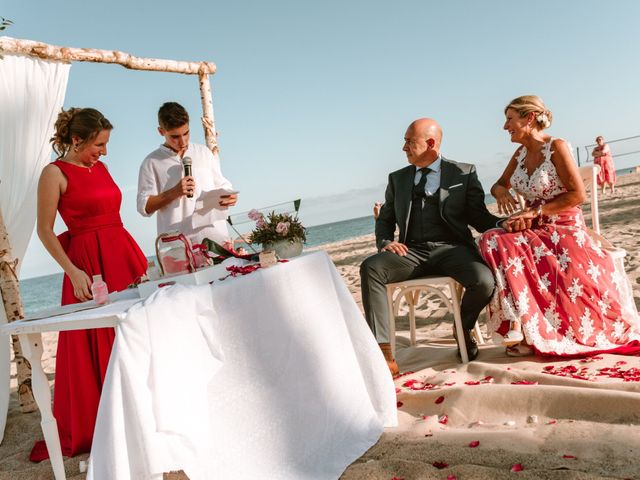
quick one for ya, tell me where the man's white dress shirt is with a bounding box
[137,143,233,245]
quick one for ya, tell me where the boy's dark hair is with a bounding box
[158,102,189,130]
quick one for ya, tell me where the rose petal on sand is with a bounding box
[562,454,576,459]
[391,477,404,480]
[510,463,524,472]
[511,380,538,385]
[469,440,480,448]
[546,419,557,425]
[432,461,449,469]
[447,476,457,480]
[435,395,445,404]
[397,401,403,408]
[438,414,449,425]
[464,380,481,386]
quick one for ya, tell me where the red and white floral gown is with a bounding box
[479,139,640,356]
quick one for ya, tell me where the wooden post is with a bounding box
[198,66,219,155]
[0,208,36,412]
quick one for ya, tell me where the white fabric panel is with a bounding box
[0,54,70,265]
[0,53,69,443]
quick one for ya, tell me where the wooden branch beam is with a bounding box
[0,36,216,75]
[198,71,219,155]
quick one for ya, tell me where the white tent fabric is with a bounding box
[0,53,70,442]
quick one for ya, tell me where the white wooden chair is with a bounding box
[385,277,485,363]
[580,165,628,290]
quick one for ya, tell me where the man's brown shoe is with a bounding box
[379,343,400,376]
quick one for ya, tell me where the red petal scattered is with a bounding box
[546,419,557,425]
[432,461,449,469]
[511,380,538,385]
[435,396,445,404]
[464,380,481,386]
[391,477,404,480]
[444,382,456,386]
[396,401,403,408]
[401,379,438,390]
[395,388,401,394]
[469,440,480,448]
[438,414,449,425]
[562,454,576,459]
[482,375,494,383]
[510,463,524,472]
[447,476,457,480]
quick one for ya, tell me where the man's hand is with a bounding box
[219,193,238,207]
[382,241,409,256]
[500,208,536,232]
[173,176,195,198]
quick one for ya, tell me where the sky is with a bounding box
[3,0,640,278]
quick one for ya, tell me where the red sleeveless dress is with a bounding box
[30,160,147,461]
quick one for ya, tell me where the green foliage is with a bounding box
[249,211,306,246]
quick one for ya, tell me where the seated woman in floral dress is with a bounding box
[479,95,640,357]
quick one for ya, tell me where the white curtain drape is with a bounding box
[0,53,70,442]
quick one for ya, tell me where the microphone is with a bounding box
[182,157,193,198]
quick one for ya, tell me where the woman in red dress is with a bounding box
[30,108,147,460]
[479,95,640,357]
[592,135,616,195]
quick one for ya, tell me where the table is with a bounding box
[1,251,396,480]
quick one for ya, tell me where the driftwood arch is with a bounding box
[0,36,222,412]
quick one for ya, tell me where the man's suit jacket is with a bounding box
[375,157,500,251]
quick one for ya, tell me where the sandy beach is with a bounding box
[2,172,640,479]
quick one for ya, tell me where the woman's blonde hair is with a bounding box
[504,95,552,130]
[50,107,113,157]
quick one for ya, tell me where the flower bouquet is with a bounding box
[248,209,306,258]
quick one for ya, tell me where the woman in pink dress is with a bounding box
[478,95,640,357]
[592,135,616,195]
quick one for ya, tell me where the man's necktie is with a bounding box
[413,167,432,199]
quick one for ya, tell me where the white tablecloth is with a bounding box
[89,251,397,480]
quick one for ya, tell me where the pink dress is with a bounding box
[593,145,616,186]
[478,140,640,356]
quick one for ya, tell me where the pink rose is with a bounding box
[248,209,263,221]
[276,221,290,235]
[256,218,266,228]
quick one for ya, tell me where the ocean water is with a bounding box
[19,214,379,315]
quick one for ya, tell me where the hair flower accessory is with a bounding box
[536,112,550,128]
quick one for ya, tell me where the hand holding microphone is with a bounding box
[181,156,195,198]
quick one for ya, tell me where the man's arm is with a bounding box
[137,158,193,216]
[375,174,398,251]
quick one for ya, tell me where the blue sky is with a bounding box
[4,0,640,278]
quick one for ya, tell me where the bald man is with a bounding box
[360,118,501,374]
